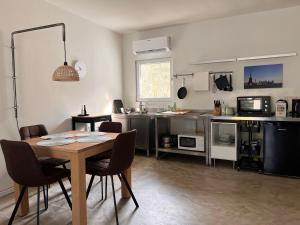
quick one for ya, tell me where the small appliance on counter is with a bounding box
[291,99,300,117]
[178,134,204,152]
[275,99,288,117]
[237,96,271,117]
[225,107,235,115]
[113,99,124,113]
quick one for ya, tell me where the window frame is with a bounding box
[135,57,173,102]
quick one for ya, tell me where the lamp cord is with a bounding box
[16,117,20,132]
[64,41,67,64]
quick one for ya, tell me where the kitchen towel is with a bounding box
[192,72,209,91]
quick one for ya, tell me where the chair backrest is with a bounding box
[99,121,122,133]
[0,140,45,187]
[108,130,136,174]
[19,124,48,140]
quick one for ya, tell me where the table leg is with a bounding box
[14,183,29,216]
[72,119,76,130]
[90,122,95,132]
[71,154,87,225]
[121,167,131,198]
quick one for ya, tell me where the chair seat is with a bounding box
[40,167,70,186]
[38,157,69,167]
[86,150,112,162]
[86,159,111,176]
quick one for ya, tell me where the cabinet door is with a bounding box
[129,118,149,149]
[263,123,296,175]
[292,126,300,176]
[210,122,237,161]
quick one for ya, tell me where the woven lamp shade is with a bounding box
[52,64,80,81]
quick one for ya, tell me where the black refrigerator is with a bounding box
[263,122,300,177]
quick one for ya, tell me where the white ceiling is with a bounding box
[46,0,300,33]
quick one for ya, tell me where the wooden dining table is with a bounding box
[15,131,131,225]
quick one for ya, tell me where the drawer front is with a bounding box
[211,146,237,161]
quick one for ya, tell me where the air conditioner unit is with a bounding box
[132,36,171,55]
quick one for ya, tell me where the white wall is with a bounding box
[122,6,300,110]
[0,0,122,194]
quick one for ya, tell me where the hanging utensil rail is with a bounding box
[209,71,233,75]
[173,73,194,78]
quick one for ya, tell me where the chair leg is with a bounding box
[46,185,49,207]
[86,175,95,199]
[42,185,48,210]
[58,180,72,210]
[37,187,40,225]
[62,164,71,183]
[8,186,27,225]
[110,176,119,225]
[101,176,104,200]
[120,173,139,208]
[105,176,108,200]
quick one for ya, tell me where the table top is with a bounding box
[72,114,111,119]
[25,130,118,153]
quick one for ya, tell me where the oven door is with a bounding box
[238,97,264,115]
[178,136,198,151]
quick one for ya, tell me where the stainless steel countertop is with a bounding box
[112,112,209,120]
[112,113,157,119]
[113,113,300,122]
[210,115,300,122]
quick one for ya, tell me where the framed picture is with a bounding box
[244,64,283,89]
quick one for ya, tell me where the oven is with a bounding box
[237,96,271,116]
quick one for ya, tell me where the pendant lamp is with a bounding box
[52,30,79,81]
[53,63,79,81]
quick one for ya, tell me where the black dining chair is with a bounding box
[86,130,139,225]
[19,125,70,170]
[19,124,71,208]
[86,121,122,200]
[0,140,72,225]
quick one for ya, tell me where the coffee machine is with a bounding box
[292,99,300,117]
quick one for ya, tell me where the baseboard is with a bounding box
[0,186,14,197]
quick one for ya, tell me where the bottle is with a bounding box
[173,102,177,111]
[83,105,87,115]
[81,105,85,115]
[221,101,226,115]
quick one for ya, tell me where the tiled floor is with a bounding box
[1,153,300,225]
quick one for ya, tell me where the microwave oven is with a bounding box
[237,96,271,116]
[178,134,204,152]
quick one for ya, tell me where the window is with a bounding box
[136,58,172,101]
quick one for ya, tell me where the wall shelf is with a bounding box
[190,58,236,65]
[190,52,297,65]
[237,53,297,61]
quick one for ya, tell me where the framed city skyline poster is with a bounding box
[244,64,283,89]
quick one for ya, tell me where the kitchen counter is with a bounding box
[112,113,156,119]
[113,112,300,166]
[210,115,300,122]
[112,111,210,119]
[113,112,300,122]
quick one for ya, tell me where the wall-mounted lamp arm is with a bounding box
[10,23,66,129]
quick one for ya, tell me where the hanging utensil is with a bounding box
[177,77,187,99]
